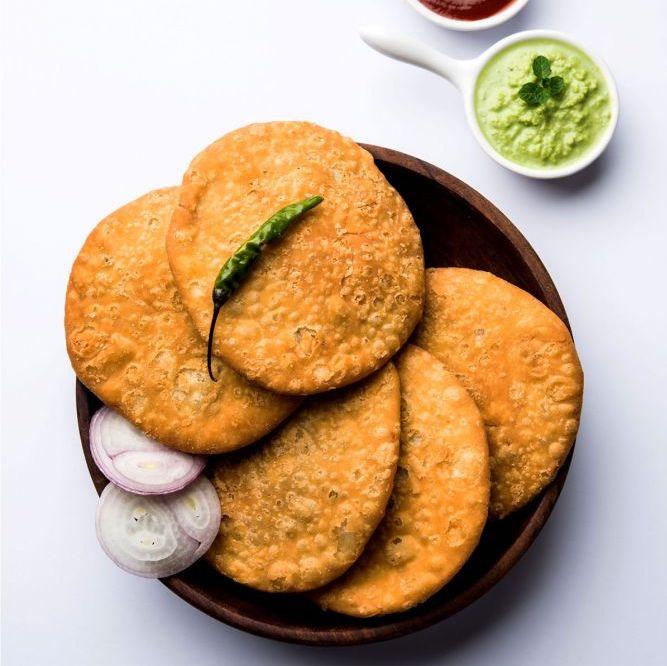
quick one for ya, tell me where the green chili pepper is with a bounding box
[207,195,324,380]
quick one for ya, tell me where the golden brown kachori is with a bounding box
[414,268,583,518]
[65,188,299,454]
[167,121,424,395]
[206,363,401,592]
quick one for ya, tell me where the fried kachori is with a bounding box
[206,363,401,592]
[167,121,424,395]
[65,188,299,454]
[414,268,583,518]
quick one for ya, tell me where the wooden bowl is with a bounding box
[76,144,574,646]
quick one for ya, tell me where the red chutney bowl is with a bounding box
[405,0,530,31]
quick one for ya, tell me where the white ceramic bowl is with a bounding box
[361,27,619,179]
[404,0,530,31]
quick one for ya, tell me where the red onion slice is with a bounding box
[96,476,221,578]
[168,476,221,559]
[90,408,206,495]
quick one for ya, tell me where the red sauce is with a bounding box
[419,0,517,21]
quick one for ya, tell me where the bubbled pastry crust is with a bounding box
[414,268,584,518]
[206,363,401,592]
[314,346,489,616]
[167,121,424,395]
[65,188,299,454]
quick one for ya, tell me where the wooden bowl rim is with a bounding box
[76,144,573,646]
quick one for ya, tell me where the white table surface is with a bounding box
[3,1,666,664]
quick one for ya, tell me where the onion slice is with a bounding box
[96,476,221,578]
[90,407,206,495]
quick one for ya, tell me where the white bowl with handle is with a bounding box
[361,27,619,179]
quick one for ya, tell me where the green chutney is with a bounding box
[474,39,612,169]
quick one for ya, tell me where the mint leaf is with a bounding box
[538,88,551,104]
[548,76,565,96]
[532,55,551,80]
[519,82,548,105]
[519,56,565,106]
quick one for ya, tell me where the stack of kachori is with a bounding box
[65,121,583,617]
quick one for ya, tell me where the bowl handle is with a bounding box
[360,26,472,91]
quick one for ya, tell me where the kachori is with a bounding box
[65,188,299,454]
[206,363,401,592]
[167,121,424,395]
[414,268,583,518]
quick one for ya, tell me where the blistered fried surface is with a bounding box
[65,188,299,454]
[414,268,584,518]
[167,121,424,394]
[206,363,401,592]
[314,346,489,617]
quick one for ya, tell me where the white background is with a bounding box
[2,1,666,664]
